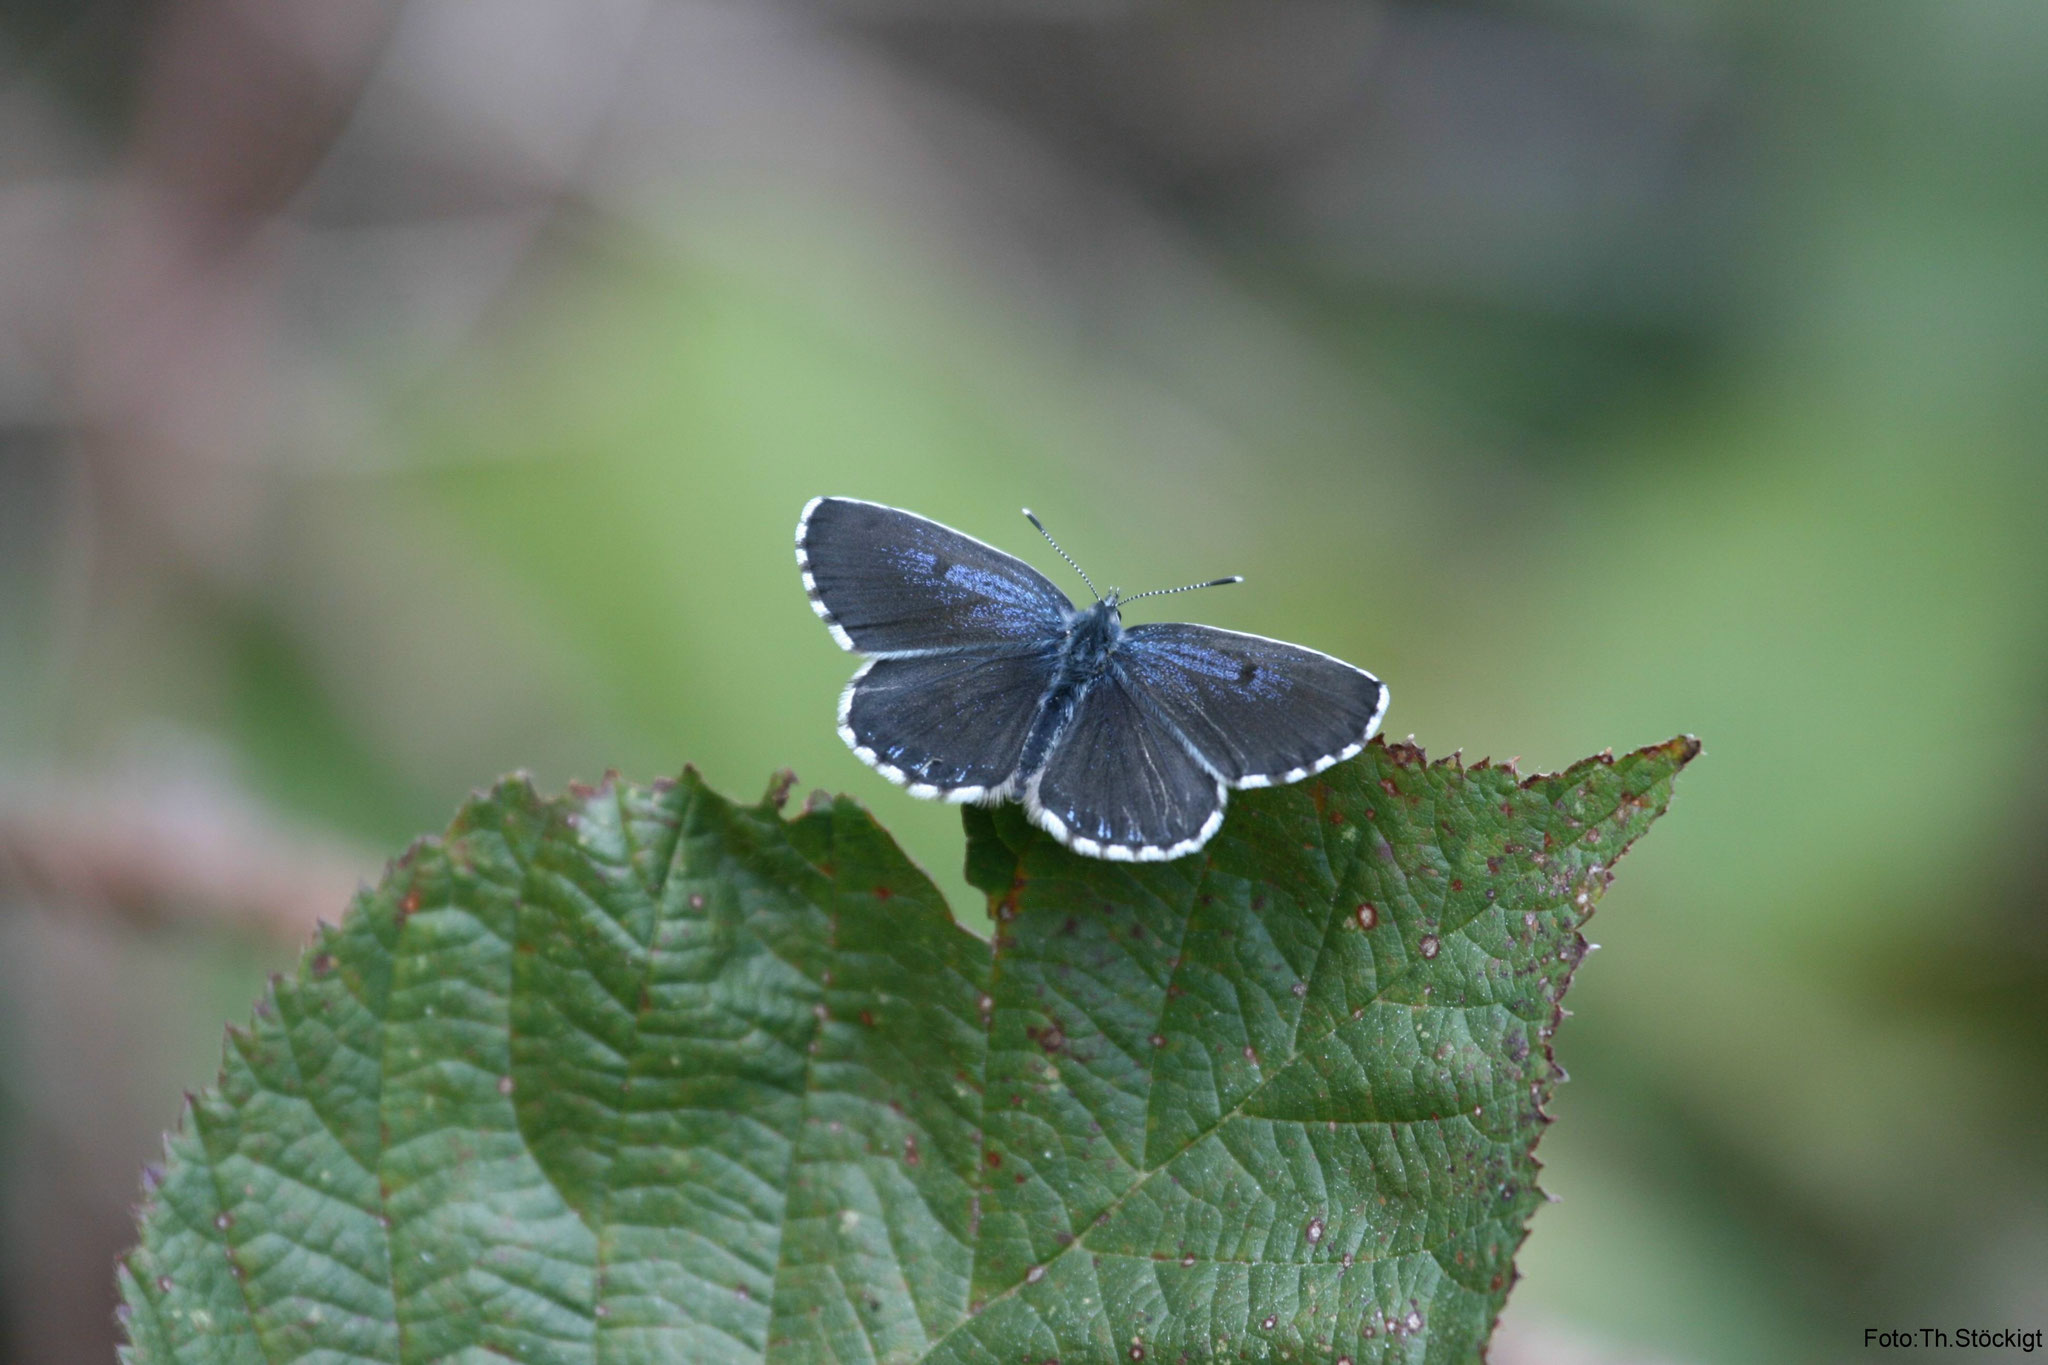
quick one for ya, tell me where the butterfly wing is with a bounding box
[1026,673,1227,861]
[797,497,1075,655]
[1114,623,1388,788]
[840,647,1062,801]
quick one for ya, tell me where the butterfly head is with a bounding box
[1067,595,1125,668]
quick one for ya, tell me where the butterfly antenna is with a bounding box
[1022,508,1100,601]
[1121,575,1245,603]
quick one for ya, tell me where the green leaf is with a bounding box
[118,736,1696,1364]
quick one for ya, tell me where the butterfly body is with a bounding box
[1016,596,1120,770]
[797,496,1387,862]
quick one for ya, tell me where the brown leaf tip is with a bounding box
[1382,738,1428,767]
[1516,733,1701,790]
[763,769,799,809]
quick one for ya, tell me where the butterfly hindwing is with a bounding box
[1027,673,1226,861]
[798,496,1074,655]
[1114,622,1388,788]
[841,647,1063,800]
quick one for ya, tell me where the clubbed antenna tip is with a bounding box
[1022,508,1100,602]
[1121,575,1244,603]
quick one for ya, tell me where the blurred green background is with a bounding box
[2,1,2044,1361]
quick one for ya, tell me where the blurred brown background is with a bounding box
[2,1,2045,1361]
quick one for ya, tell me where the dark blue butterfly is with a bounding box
[796,496,1389,862]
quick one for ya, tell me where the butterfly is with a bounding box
[795,497,1388,862]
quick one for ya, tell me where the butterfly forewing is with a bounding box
[841,648,1062,800]
[1028,674,1226,861]
[798,497,1074,655]
[1114,623,1388,787]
